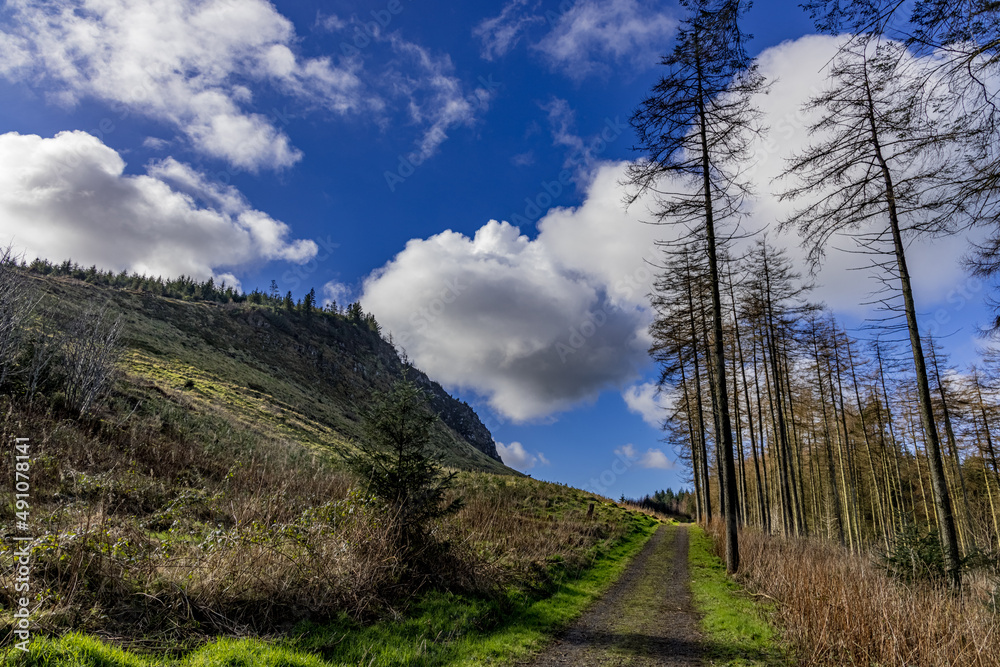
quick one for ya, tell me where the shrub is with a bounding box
[344,379,463,564]
[882,521,946,584]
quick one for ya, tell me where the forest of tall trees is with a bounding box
[632,0,1000,587]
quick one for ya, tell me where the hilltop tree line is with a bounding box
[631,0,1000,586]
[22,257,383,334]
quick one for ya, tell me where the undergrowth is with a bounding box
[733,525,1000,665]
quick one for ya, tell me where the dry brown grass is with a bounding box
[0,397,631,643]
[712,523,1000,666]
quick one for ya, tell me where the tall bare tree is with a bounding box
[778,39,963,586]
[627,0,765,573]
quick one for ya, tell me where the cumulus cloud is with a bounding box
[614,443,674,469]
[496,440,548,471]
[364,35,985,425]
[742,35,981,316]
[0,131,316,280]
[622,382,673,428]
[0,0,375,171]
[362,162,660,421]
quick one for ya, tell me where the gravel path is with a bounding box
[523,524,703,667]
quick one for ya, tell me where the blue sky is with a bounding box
[0,0,992,499]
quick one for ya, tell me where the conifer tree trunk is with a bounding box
[686,268,713,522]
[678,346,704,525]
[929,342,975,552]
[812,331,845,544]
[697,41,740,567]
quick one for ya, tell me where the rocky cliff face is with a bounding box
[413,373,501,462]
[232,304,503,466]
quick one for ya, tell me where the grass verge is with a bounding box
[688,525,790,666]
[1,515,658,667]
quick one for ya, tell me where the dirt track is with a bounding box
[524,524,704,666]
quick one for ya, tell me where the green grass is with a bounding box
[688,526,790,666]
[0,515,658,667]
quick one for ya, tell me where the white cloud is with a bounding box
[475,0,676,78]
[363,35,987,425]
[0,131,316,280]
[387,36,498,161]
[316,13,347,32]
[496,440,548,471]
[615,443,638,460]
[142,137,169,150]
[534,0,677,78]
[0,1,496,172]
[0,0,372,171]
[474,0,544,61]
[623,381,673,428]
[511,151,535,167]
[614,443,673,469]
[360,162,660,422]
[541,97,602,179]
[639,448,674,469]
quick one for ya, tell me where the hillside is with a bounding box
[0,265,669,665]
[31,271,507,474]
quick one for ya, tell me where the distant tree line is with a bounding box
[627,488,695,519]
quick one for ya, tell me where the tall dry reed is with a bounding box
[711,523,1000,666]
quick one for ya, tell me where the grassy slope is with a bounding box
[688,526,790,666]
[36,274,506,473]
[2,509,659,666]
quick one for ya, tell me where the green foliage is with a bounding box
[882,520,947,584]
[302,288,317,316]
[346,379,462,554]
[22,258,390,339]
[345,301,363,322]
